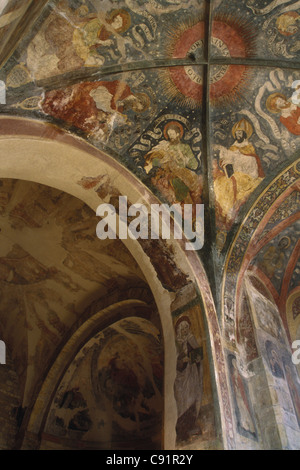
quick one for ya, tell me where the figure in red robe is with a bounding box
[41,80,150,139]
[266,92,300,136]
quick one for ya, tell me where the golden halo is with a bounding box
[279,236,291,249]
[106,9,131,33]
[163,121,184,140]
[266,92,287,114]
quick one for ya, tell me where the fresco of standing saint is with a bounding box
[173,316,203,442]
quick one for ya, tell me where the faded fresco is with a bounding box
[40,65,203,207]
[0,0,298,237]
[0,0,298,451]
[43,317,164,449]
[172,301,216,448]
[0,179,147,407]
[0,1,33,55]
[23,0,204,79]
[227,353,258,441]
[211,66,300,238]
[1,0,299,242]
[212,0,300,62]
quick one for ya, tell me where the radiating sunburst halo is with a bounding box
[159,14,257,108]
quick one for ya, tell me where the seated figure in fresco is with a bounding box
[41,80,150,140]
[213,118,264,228]
[266,92,300,136]
[143,121,201,206]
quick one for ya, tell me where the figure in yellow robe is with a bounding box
[214,119,264,228]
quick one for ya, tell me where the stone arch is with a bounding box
[0,115,234,449]
[24,300,159,449]
[221,157,300,448]
[286,289,300,377]
[39,313,165,450]
[222,157,300,344]
[286,288,300,345]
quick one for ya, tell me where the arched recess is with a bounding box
[286,288,300,377]
[222,157,300,347]
[221,157,300,449]
[0,115,234,450]
[32,302,163,450]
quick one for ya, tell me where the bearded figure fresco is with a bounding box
[0,0,300,452]
[266,92,300,136]
[144,121,201,206]
[214,118,265,228]
[173,316,203,443]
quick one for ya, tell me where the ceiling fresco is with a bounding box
[0,0,299,451]
[212,0,300,62]
[42,317,164,449]
[0,0,298,247]
[0,178,148,407]
[210,66,300,222]
[0,1,32,56]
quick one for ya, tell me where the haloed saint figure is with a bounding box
[228,355,257,440]
[213,118,264,228]
[144,121,201,206]
[174,316,203,442]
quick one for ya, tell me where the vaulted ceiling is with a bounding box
[0,0,299,451]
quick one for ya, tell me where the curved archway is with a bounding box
[31,303,161,450]
[221,157,300,449]
[222,157,300,343]
[0,115,233,450]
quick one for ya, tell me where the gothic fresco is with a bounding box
[38,68,203,210]
[1,0,299,247]
[212,0,300,62]
[211,66,300,237]
[252,295,300,438]
[0,178,147,408]
[172,300,216,448]
[22,0,205,80]
[227,353,258,441]
[0,1,33,54]
[0,0,298,451]
[42,317,164,450]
